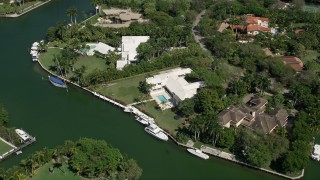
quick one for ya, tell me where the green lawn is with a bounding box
[39,48,109,77]
[300,50,320,63]
[0,139,13,156]
[30,163,82,180]
[94,74,148,104]
[136,101,185,135]
[303,4,320,13]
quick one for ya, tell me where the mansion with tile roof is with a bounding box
[228,15,276,36]
[218,94,288,134]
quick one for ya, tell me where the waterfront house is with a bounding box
[97,8,147,28]
[146,68,205,109]
[218,94,288,134]
[116,36,150,70]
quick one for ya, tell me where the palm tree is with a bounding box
[66,7,78,24]
[92,0,103,14]
[16,173,27,180]
[20,159,28,176]
[74,65,86,84]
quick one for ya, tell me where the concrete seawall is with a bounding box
[37,57,304,180]
[0,0,52,18]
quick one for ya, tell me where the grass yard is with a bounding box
[303,4,320,13]
[39,48,108,77]
[30,163,82,180]
[300,50,320,63]
[136,101,184,135]
[0,138,13,156]
[94,74,148,104]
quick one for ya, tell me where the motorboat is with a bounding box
[15,129,30,142]
[311,144,320,161]
[187,148,209,160]
[48,75,67,88]
[144,124,168,141]
[135,116,149,125]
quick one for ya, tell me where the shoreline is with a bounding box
[36,57,304,180]
[0,0,52,18]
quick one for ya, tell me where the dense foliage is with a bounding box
[41,0,319,175]
[0,138,142,180]
[0,104,20,146]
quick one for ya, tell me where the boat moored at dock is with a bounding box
[30,42,39,61]
[135,116,149,125]
[48,75,67,88]
[144,124,168,141]
[311,144,320,161]
[15,129,31,142]
[187,148,209,160]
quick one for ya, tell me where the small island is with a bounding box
[26,0,320,179]
[0,138,142,179]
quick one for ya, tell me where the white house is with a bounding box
[146,68,205,106]
[116,36,149,70]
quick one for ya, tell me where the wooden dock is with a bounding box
[0,135,36,162]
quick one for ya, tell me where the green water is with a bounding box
[0,0,318,179]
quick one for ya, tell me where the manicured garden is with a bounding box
[29,163,82,180]
[0,139,13,156]
[0,1,41,15]
[39,48,109,77]
[136,101,184,135]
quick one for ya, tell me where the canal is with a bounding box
[0,0,318,179]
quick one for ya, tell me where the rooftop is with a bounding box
[146,68,204,102]
[282,56,303,71]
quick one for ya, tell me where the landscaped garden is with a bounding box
[0,139,13,156]
[29,163,81,180]
[0,0,42,15]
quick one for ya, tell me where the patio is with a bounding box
[150,89,174,110]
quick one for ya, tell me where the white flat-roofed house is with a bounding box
[146,68,205,106]
[116,36,150,70]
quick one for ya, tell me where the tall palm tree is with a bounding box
[92,0,103,14]
[66,7,79,24]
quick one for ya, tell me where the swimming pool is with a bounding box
[157,95,169,103]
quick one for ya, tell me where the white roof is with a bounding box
[146,68,204,101]
[121,36,149,62]
[116,60,128,70]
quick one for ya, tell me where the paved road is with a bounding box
[192,10,210,52]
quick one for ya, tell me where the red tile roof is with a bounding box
[247,24,271,32]
[282,56,303,71]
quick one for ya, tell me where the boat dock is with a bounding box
[37,59,304,180]
[0,133,36,162]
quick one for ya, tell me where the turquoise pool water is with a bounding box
[157,95,168,103]
[82,45,96,53]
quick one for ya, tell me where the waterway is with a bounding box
[0,0,318,179]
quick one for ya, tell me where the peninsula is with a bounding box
[19,0,320,179]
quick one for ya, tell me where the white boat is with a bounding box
[15,129,30,142]
[124,106,132,112]
[30,42,39,61]
[135,116,149,125]
[144,124,168,141]
[311,144,320,161]
[187,148,209,160]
